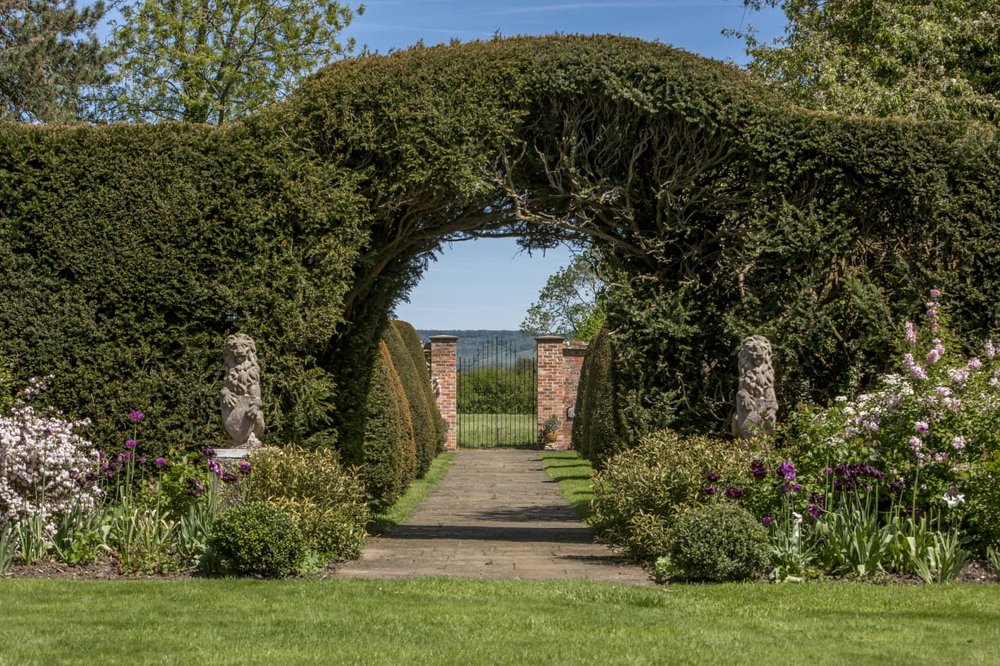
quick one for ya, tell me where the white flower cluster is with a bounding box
[0,399,102,529]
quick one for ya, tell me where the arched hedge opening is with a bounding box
[2,35,998,475]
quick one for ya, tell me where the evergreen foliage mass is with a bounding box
[1,35,998,461]
[384,321,437,476]
[571,327,622,464]
[394,321,447,456]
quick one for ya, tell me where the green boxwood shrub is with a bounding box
[573,327,623,464]
[349,341,417,511]
[590,428,760,561]
[666,502,770,582]
[242,446,369,561]
[394,321,446,455]
[385,321,438,476]
[207,501,306,578]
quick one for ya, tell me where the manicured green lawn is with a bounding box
[541,450,596,520]
[457,413,535,448]
[1,579,998,664]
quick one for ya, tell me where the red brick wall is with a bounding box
[429,336,458,451]
[561,342,588,444]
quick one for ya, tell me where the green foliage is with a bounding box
[395,321,446,455]
[0,525,13,574]
[590,428,760,561]
[107,0,361,124]
[207,500,306,577]
[0,357,13,412]
[457,362,536,414]
[572,327,622,463]
[966,456,1000,553]
[385,321,437,476]
[520,249,605,341]
[242,446,368,561]
[3,34,1000,470]
[0,0,109,122]
[0,122,364,457]
[666,502,770,582]
[736,0,1000,122]
[352,341,416,511]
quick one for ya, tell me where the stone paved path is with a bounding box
[337,449,650,583]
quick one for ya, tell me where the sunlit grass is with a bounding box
[541,450,595,520]
[457,413,535,448]
[1,579,998,665]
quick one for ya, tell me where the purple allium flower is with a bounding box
[807,504,823,520]
[139,455,148,464]
[203,446,216,459]
[186,477,205,497]
[128,410,145,422]
[704,485,718,496]
[823,466,834,477]
[238,460,251,475]
[154,457,167,468]
[221,471,238,484]
[750,459,767,480]
[889,479,906,492]
[725,487,743,499]
[124,439,137,450]
[762,516,773,527]
[208,459,223,478]
[706,472,721,482]
[777,461,796,481]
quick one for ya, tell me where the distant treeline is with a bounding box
[418,330,537,367]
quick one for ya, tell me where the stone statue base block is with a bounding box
[214,448,251,459]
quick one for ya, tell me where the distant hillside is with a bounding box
[418,330,536,366]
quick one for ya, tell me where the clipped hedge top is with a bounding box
[2,34,999,447]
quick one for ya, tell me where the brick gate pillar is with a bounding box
[561,341,588,444]
[429,335,459,451]
[536,335,566,449]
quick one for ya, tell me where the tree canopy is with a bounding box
[0,0,108,122]
[106,0,361,123]
[735,0,1000,121]
[520,249,605,341]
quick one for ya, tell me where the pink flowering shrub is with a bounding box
[0,378,102,531]
[786,290,1000,543]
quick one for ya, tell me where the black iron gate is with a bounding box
[456,337,537,448]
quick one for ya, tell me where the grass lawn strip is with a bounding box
[369,452,457,535]
[456,413,535,448]
[541,450,596,520]
[0,580,998,664]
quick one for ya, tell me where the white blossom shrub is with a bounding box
[0,378,102,531]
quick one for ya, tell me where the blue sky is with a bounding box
[344,1,787,330]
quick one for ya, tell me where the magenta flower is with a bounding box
[750,459,767,480]
[776,460,796,481]
[128,410,145,422]
[706,472,720,482]
[762,516,773,527]
[238,460,251,475]
[124,439,136,450]
[704,486,718,496]
[724,487,743,499]
[154,457,167,468]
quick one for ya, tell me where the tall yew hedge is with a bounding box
[2,35,999,460]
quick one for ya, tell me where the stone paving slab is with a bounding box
[337,449,651,584]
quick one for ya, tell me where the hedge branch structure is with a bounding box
[2,35,998,460]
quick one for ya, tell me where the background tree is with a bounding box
[520,249,605,341]
[106,0,362,124]
[733,0,1000,121]
[0,0,108,122]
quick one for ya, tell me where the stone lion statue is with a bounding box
[220,333,265,449]
[732,335,778,439]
